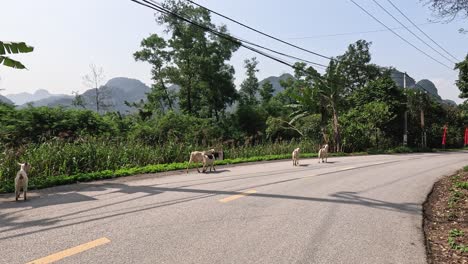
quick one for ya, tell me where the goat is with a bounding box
[186,149,215,173]
[15,162,30,201]
[292,148,300,166]
[318,144,329,163]
[202,150,224,173]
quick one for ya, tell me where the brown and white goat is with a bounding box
[202,150,224,173]
[187,149,223,173]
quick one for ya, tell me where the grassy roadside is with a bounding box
[0,151,356,193]
[0,147,465,194]
[424,166,468,263]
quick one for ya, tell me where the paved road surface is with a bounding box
[0,152,467,264]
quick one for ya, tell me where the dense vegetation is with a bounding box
[1,0,467,191]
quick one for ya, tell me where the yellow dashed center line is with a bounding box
[219,190,257,203]
[26,237,110,264]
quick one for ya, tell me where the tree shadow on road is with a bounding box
[0,177,421,241]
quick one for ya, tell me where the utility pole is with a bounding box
[403,72,408,146]
[420,91,427,148]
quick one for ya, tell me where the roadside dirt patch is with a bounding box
[424,169,468,263]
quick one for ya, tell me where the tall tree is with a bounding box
[318,59,346,152]
[82,64,107,113]
[284,63,326,140]
[455,54,468,99]
[134,34,174,114]
[239,57,259,104]
[153,0,239,117]
[336,40,381,95]
[260,81,274,104]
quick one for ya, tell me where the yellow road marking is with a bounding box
[26,237,110,264]
[219,190,256,203]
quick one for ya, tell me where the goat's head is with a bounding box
[18,162,31,172]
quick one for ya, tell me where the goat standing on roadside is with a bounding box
[202,153,216,172]
[15,162,30,201]
[292,148,300,166]
[202,150,224,173]
[318,144,329,163]
[186,149,215,173]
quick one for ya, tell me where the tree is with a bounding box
[422,0,468,21]
[318,59,346,152]
[260,81,274,104]
[455,54,468,99]
[239,57,259,104]
[335,40,382,95]
[82,64,108,113]
[0,41,33,69]
[406,89,432,147]
[153,0,239,117]
[341,102,395,151]
[284,63,325,140]
[348,71,406,145]
[134,34,174,115]
[72,91,86,109]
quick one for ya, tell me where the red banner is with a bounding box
[464,127,468,146]
[442,125,447,145]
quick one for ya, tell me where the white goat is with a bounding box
[292,148,300,166]
[186,149,215,173]
[15,162,30,201]
[318,144,329,163]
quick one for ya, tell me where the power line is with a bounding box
[371,0,456,65]
[131,0,328,68]
[349,0,453,70]
[131,0,444,92]
[183,0,333,61]
[285,22,436,40]
[232,34,328,68]
[385,0,460,62]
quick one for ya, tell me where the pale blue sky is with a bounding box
[1,0,466,103]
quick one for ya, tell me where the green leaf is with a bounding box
[0,56,27,69]
[0,41,34,55]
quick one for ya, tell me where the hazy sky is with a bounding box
[1,0,466,103]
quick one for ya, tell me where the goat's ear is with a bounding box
[17,162,23,166]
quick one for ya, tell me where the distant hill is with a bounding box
[390,69,456,105]
[21,77,151,113]
[6,89,68,105]
[0,94,13,105]
[21,95,74,108]
[258,73,294,95]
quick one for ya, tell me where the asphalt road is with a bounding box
[0,152,467,264]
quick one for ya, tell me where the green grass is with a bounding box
[455,181,468,190]
[0,151,352,193]
[448,229,468,252]
[0,139,464,193]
